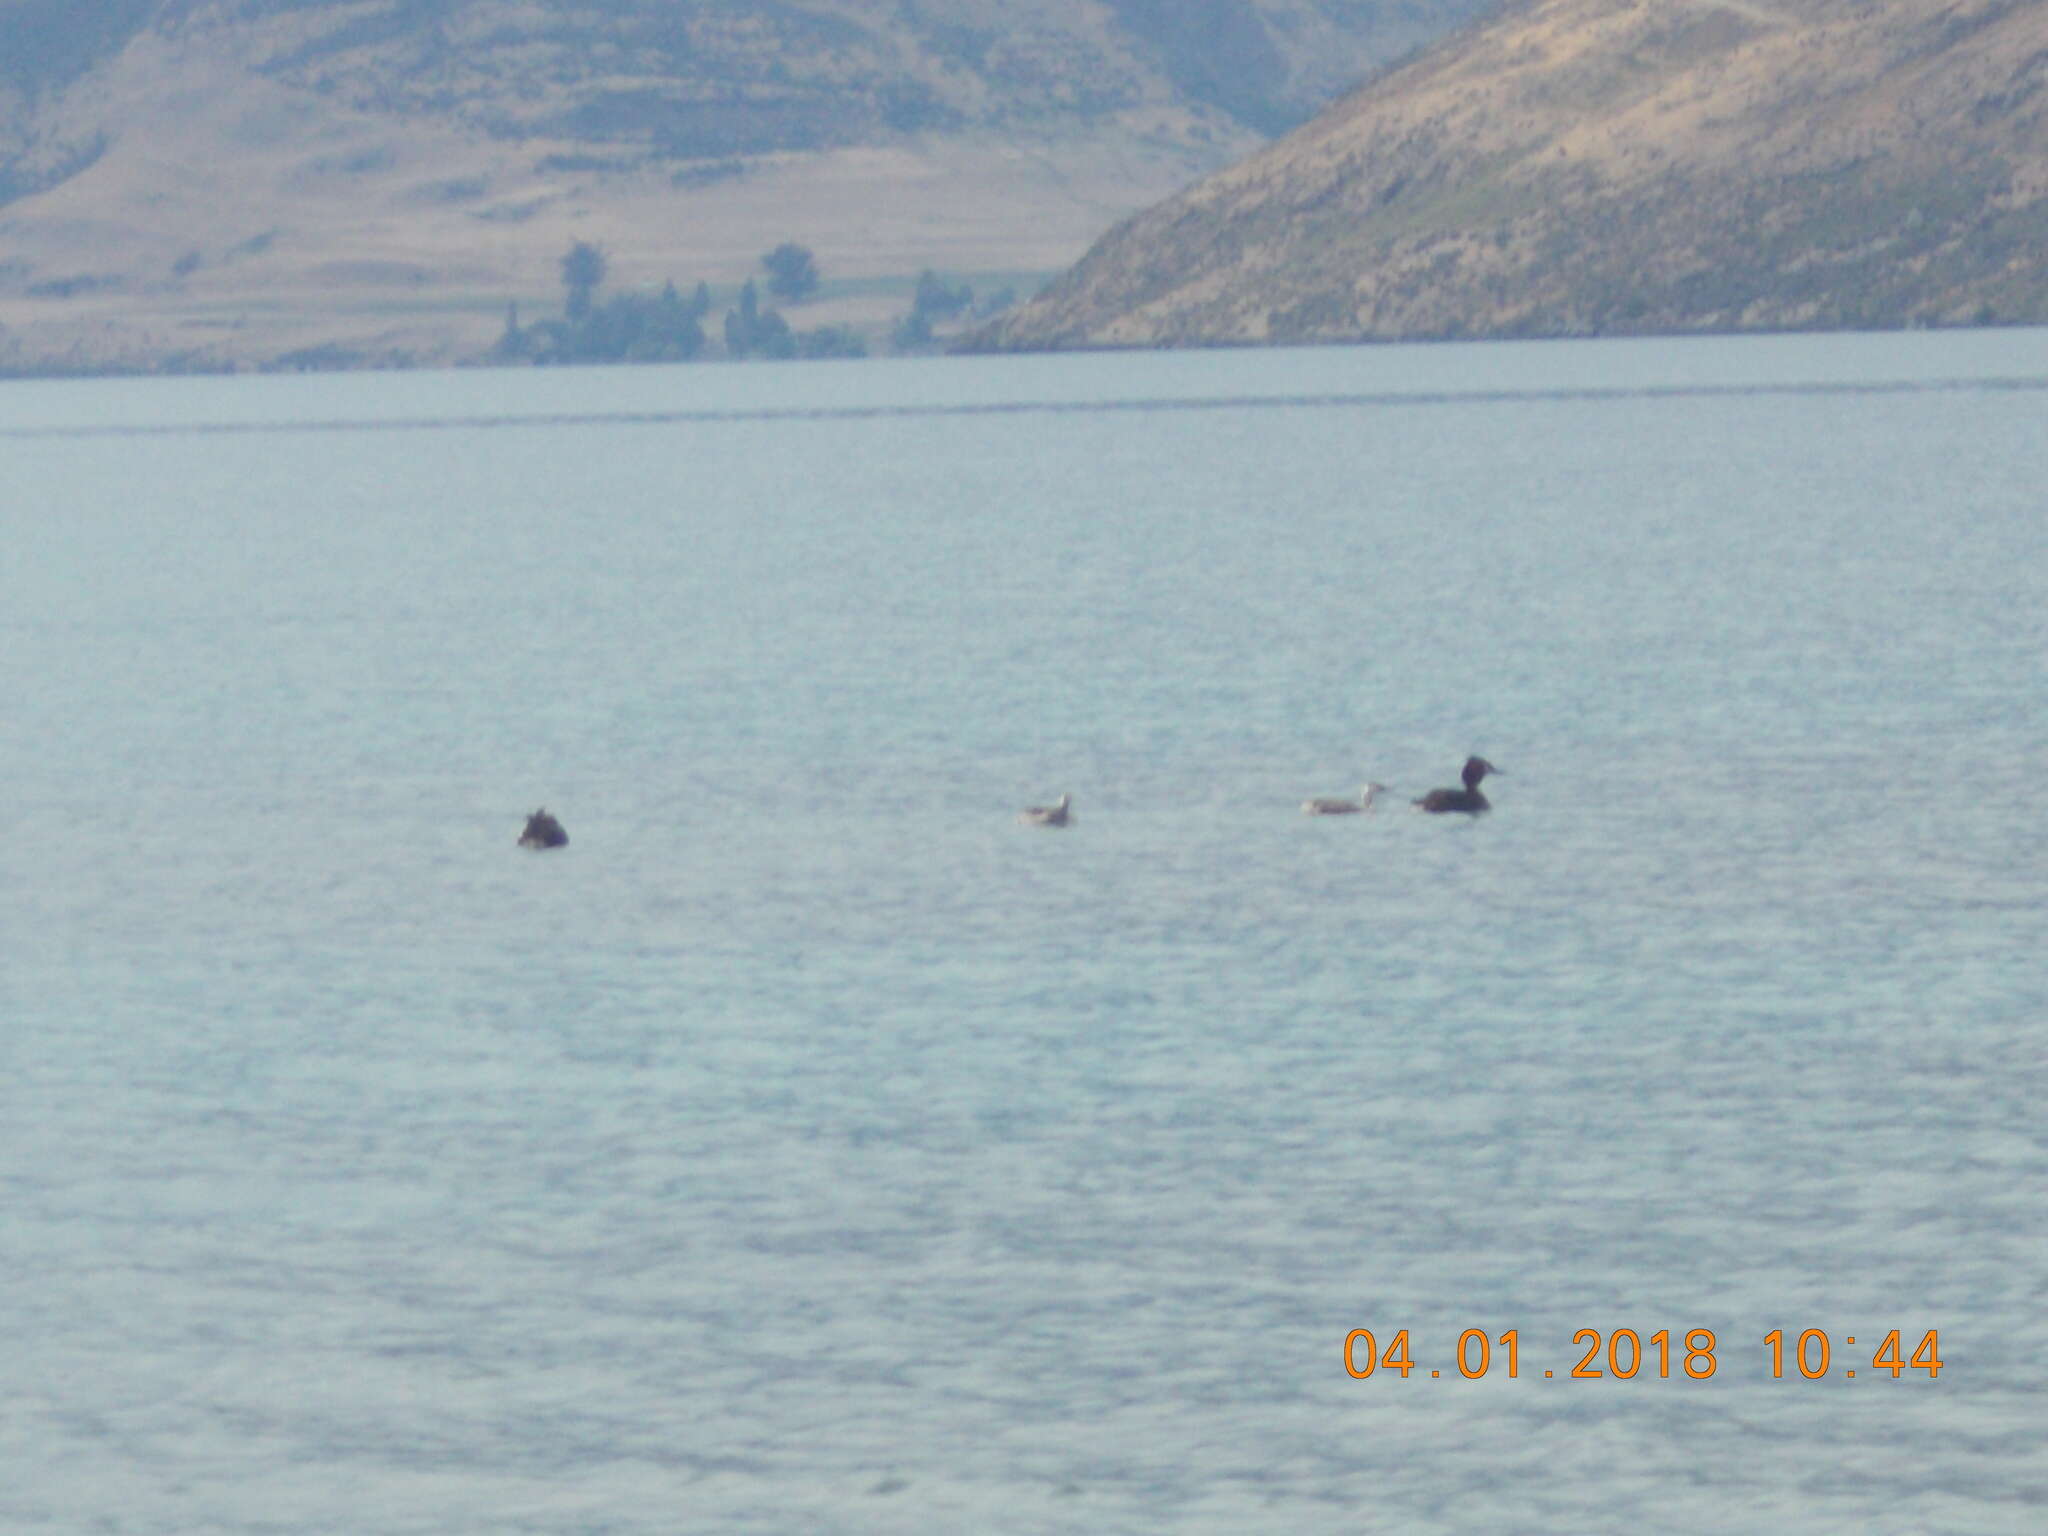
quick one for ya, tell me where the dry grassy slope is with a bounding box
[211,0,1462,146]
[973,0,2048,348]
[0,25,1229,371]
[0,0,1488,371]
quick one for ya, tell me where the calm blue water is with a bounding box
[3,333,2044,1533]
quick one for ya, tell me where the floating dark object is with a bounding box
[1018,793,1071,827]
[518,808,569,848]
[1414,757,1500,815]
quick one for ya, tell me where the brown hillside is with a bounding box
[971,0,2048,349]
[0,1,1487,372]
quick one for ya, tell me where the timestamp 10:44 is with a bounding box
[1343,1329,1944,1381]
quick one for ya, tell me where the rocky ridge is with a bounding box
[971,0,2048,349]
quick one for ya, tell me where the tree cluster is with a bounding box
[496,240,867,365]
[892,269,1013,350]
[496,243,709,364]
[497,241,1035,363]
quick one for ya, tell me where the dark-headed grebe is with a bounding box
[1303,782,1388,815]
[518,808,569,848]
[1018,793,1071,827]
[1413,757,1499,815]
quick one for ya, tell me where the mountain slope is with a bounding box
[971,0,2048,349]
[0,0,1491,371]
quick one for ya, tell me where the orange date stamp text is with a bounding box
[1342,1328,1943,1381]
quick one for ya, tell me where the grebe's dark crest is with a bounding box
[518,808,569,848]
[1413,757,1499,815]
[1303,782,1388,816]
[1019,793,1071,827]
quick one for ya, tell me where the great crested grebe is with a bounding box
[1413,758,1500,815]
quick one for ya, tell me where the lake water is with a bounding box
[2,331,2044,1533]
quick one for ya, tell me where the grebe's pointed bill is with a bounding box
[1412,758,1499,815]
[1302,782,1389,815]
[1019,792,1071,827]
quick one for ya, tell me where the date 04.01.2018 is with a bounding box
[1343,1329,1943,1381]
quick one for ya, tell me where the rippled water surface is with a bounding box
[3,332,2045,1533]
